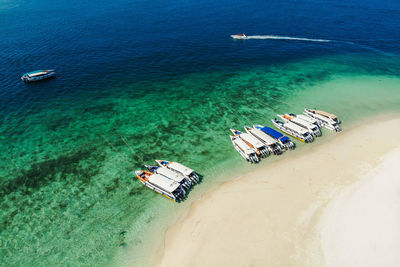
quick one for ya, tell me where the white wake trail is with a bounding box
[235,34,393,56]
[246,35,332,42]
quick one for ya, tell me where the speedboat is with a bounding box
[305,108,341,124]
[135,170,186,202]
[244,126,282,155]
[145,165,192,190]
[155,160,200,183]
[21,70,56,83]
[230,33,248,39]
[293,113,321,127]
[230,136,259,163]
[278,114,322,137]
[230,129,269,157]
[272,118,314,143]
[254,125,295,150]
[304,108,341,132]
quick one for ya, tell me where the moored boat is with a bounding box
[279,114,322,137]
[230,129,270,157]
[230,136,259,163]
[254,124,295,150]
[145,165,192,190]
[135,170,186,202]
[304,108,341,132]
[272,118,314,143]
[21,69,56,82]
[305,108,341,124]
[243,126,282,155]
[293,113,321,127]
[155,160,200,183]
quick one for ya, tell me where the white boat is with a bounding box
[135,170,186,202]
[21,69,56,82]
[145,165,192,190]
[230,129,270,157]
[293,114,321,127]
[230,33,248,39]
[272,118,314,143]
[155,160,200,183]
[304,108,341,132]
[306,108,341,124]
[278,114,322,137]
[230,136,259,163]
[254,125,295,150]
[243,126,282,155]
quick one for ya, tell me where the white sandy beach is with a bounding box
[320,147,400,267]
[157,116,400,267]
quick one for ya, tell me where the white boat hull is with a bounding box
[272,119,314,143]
[303,110,342,132]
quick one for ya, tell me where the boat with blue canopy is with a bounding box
[254,124,295,150]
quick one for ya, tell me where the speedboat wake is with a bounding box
[246,35,331,42]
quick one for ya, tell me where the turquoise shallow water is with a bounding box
[1,52,400,266]
[1,0,400,264]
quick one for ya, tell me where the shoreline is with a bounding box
[154,115,400,266]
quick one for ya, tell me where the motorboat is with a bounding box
[135,170,186,202]
[230,129,270,157]
[230,33,248,39]
[145,165,192,190]
[272,118,314,143]
[305,108,341,124]
[293,113,321,127]
[278,114,322,137]
[243,126,282,155]
[155,160,200,183]
[21,69,56,83]
[230,136,259,163]
[254,125,295,150]
[304,108,341,132]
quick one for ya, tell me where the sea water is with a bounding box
[1,0,400,265]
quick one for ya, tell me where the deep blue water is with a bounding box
[1,0,400,265]
[1,0,400,103]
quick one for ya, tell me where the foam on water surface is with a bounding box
[246,35,332,42]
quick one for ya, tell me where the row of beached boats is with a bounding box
[231,108,342,163]
[230,125,295,163]
[135,160,200,202]
[135,108,340,201]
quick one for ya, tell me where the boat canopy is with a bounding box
[148,174,180,193]
[280,136,290,142]
[27,70,44,75]
[241,133,265,148]
[297,114,318,124]
[286,121,310,135]
[291,117,313,128]
[315,110,337,120]
[307,108,338,120]
[252,128,277,145]
[169,162,194,176]
[25,70,54,77]
[234,137,254,154]
[260,126,284,139]
[157,167,185,183]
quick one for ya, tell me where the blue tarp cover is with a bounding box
[260,126,283,139]
[280,136,290,142]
